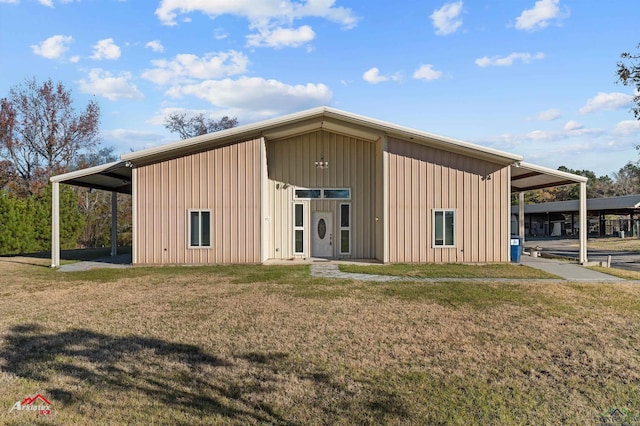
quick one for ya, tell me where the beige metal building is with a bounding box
[50,107,589,266]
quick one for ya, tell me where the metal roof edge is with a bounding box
[322,107,524,163]
[121,107,329,163]
[120,106,523,165]
[517,161,589,183]
[50,160,127,183]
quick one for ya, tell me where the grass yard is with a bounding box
[1,257,639,425]
[338,263,559,279]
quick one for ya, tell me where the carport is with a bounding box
[510,162,589,263]
[49,161,132,268]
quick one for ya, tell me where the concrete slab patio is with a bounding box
[57,254,132,272]
[519,255,624,282]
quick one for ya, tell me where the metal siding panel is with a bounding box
[411,154,419,262]
[388,151,397,263]
[456,158,465,262]
[375,140,384,261]
[482,163,489,262]
[419,156,427,263]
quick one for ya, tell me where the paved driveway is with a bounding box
[524,237,640,272]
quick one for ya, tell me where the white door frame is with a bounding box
[312,211,333,258]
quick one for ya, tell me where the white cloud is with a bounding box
[413,64,444,81]
[103,129,168,152]
[214,28,228,40]
[145,40,164,53]
[475,52,544,67]
[363,67,388,84]
[155,0,358,30]
[247,25,315,48]
[430,1,463,35]
[530,109,561,121]
[142,50,249,85]
[78,69,144,101]
[362,68,402,84]
[0,0,19,4]
[614,120,640,136]
[91,38,121,60]
[165,77,332,117]
[31,35,73,59]
[579,92,633,114]
[515,0,568,32]
[563,120,583,131]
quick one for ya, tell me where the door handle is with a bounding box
[330,233,332,246]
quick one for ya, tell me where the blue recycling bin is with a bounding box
[510,236,522,263]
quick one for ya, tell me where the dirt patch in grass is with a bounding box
[1,260,639,424]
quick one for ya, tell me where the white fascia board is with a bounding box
[49,160,126,183]
[518,161,589,183]
[120,106,524,166]
[322,107,524,164]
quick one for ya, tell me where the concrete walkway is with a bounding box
[311,258,628,283]
[57,253,628,283]
[519,255,624,282]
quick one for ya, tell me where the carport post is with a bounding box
[51,181,60,268]
[111,191,117,257]
[518,192,525,243]
[579,181,587,263]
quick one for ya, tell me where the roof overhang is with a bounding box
[510,162,588,192]
[510,195,640,215]
[49,160,132,194]
[121,106,523,167]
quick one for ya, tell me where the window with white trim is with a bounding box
[189,210,211,248]
[293,203,305,254]
[339,203,351,254]
[433,209,455,247]
[294,188,351,200]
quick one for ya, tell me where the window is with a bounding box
[433,209,455,247]
[294,203,305,254]
[294,188,351,200]
[339,203,350,254]
[324,189,351,199]
[295,189,321,199]
[189,210,211,248]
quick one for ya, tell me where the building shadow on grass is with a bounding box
[0,324,294,424]
[1,324,408,424]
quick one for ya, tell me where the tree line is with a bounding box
[0,78,237,256]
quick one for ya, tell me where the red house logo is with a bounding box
[9,394,52,415]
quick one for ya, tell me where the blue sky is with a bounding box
[1,0,638,176]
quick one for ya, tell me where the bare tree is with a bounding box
[617,43,640,120]
[164,112,238,140]
[0,78,100,195]
[613,162,640,195]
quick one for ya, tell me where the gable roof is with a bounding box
[51,107,589,193]
[121,106,524,166]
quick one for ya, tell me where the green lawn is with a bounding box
[1,258,638,425]
[339,262,559,279]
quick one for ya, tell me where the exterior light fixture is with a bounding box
[315,157,329,169]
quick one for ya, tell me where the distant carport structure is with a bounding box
[510,162,589,263]
[50,161,132,268]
